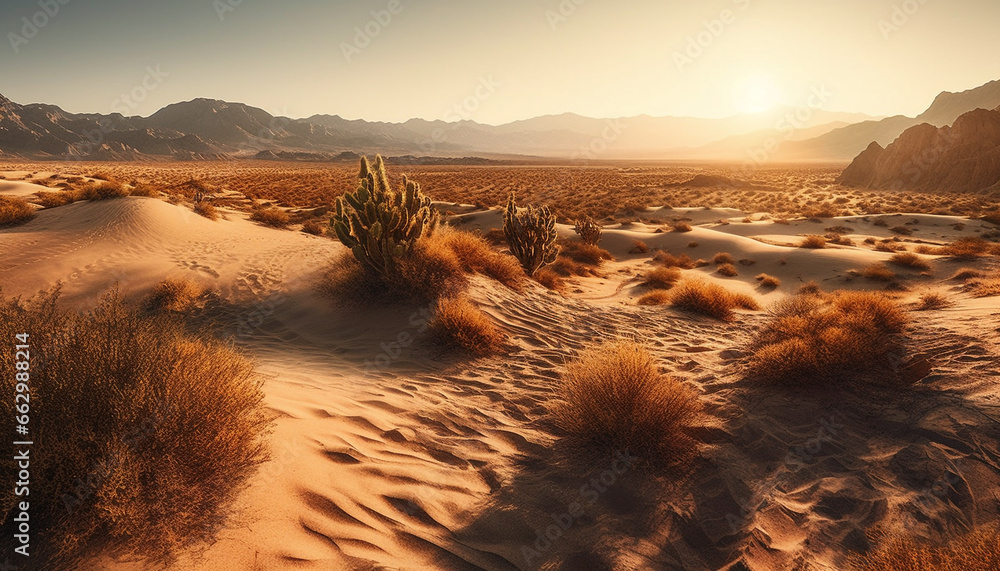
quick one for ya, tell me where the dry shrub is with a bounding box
[688,241,699,248]
[967,277,1000,297]
[433,228,525,289]
[0,288,269,568]
[0,196,35,227]
[654,251,697,269]
[982,210,1000,226]
[143,279,204,313]
[938,237,992,259]
[127,182,159,198]
[669,280,760,320]
[853,525,1000,571]
[672,222,693,232]
[950,271,984,286]
[549,256,601,277]
[637,290,672,306]
[35,190,81,209]
[193,201,219,221]
[756,274,781,289]
[712,252,735,265]
[628,240,649,254]
[250,207,290,228]
[323,238,466,305]
[716,263,739,277]
[80,181,130,201]
[554,341,701,464]
[427,296,506,356]
[561,241,614,265]
[917,291,951,310]
[875,240,905,253]
[642,267,681,289]
[301,219,326,235]
[533,268,565,292]
[889,225,913,236]
[800,235,827,249]
[745,291,907,386]
[889,252,931,271]
[862,263,897,282]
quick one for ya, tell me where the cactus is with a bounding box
[574,215,602,245]
[503,192,558,276]
[332,155,435,279]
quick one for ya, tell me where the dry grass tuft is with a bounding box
[560,241,615,266]
[852,525,1000,571]
[653,251,698,269]
[35,190,81,209]
[642,267,682,290]
[628,240,649,254]
[637,290,672,306]
[669,280,760,320]
[950,268,984,281]
[800,235,828,249]
[0,288,269,568]
[143,278,204,313]
[756,274,781,289]
[80,181,130,201]
[712,252,736,265]
[533,268,566,292]
[250,207,290,228]
[193,201,219,221]
[917,291,952,310]
[967,277,1000,298]
[427,296,507,357]
[862,263,897,282]
[434,228,525,289]
[301,219,326,235]
[798,281,823,295]
[0,196,36,227]
[746,291,907,386]
[672,222,693,232]
[938,237,992,260]
[889,252,931,271]
[716,263,739,277]
[554,341,701,464]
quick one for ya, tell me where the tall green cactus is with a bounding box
[332,155,435,279]
[503,192,558,276]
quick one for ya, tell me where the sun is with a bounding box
[732,76,782,114]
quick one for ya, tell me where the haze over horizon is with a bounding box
[2,0,999,125]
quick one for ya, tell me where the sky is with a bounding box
[1,0,998,125]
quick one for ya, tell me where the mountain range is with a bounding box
[1,79,999,162]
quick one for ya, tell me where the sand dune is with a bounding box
[2,195,999,570]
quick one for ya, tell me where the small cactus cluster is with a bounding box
[332,155,435,279]
[503,193,558,276]
[574,215,603,245]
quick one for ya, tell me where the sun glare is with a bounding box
[732,76,782,114]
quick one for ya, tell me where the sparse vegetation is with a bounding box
[669,280,760,320]
[653,251,698,269]
[642,267,681,289]
[745,291,908,386]
[573,215,603,245]
[80,180,130,201]
[712,252,735,265]
[427,296,507,356]
[250,207,290,228]
[861,263,897,282]
[553,341,701,464]
[0,196,35,227]
[756,274,781,289]
[889,252,931,271]
[193,200,219,220]
[0,288,268,568]
[503,192,558,276]
[800,235,828,249]
[917,291,951,310]
[143,278,204,312]
[301,219,326,235]
[716,263,738,277]
[637,290,672,305]
[628,240,649,254]
[852,525,1000,571]
[672,221,693,232]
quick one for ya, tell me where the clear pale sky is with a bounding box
[1,0,998,124]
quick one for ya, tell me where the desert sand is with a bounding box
[2,168,999,570]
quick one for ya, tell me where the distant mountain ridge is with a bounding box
[0,79,998,161]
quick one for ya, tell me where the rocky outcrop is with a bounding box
[837,106,1000,193]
